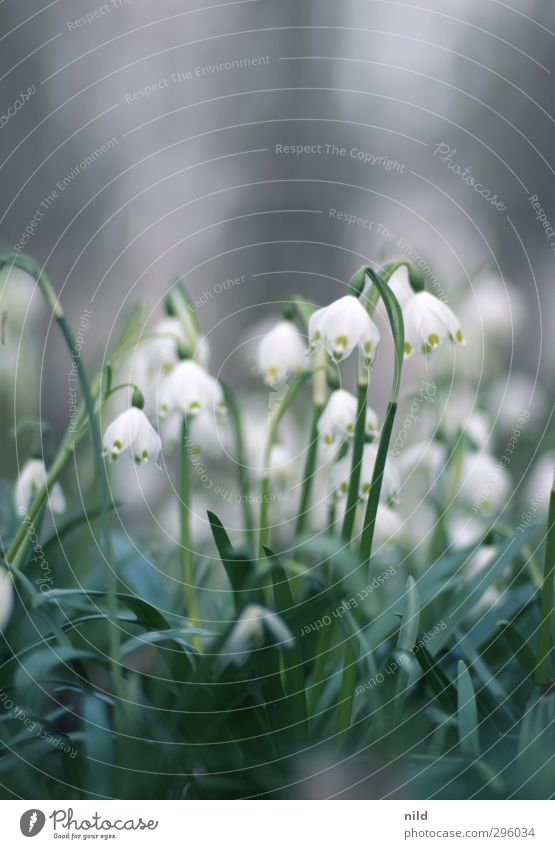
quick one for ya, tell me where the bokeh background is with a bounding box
[1,0,554,459]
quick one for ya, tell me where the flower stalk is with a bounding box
[535,479,555,684]
[295,347,328,537]
[348,266,405,569]
[180,416,199,631]
[340,361,369,542]
[258,371,311,557]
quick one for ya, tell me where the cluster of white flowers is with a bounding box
[16,260,534,576]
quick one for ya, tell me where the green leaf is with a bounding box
[457,660,480,758]
[82,692,114,796]
[396,576,420,653]
[264,547,307,728]
[111,302,144,360]
[207,511,256,605]
[498,620,536,679]
[425,522,538,655]
[414,645,457,713]
[36,588,170,631]
[392,577,421,722]
[335,643,357,744]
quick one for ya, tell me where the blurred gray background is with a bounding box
[1,0,554,423]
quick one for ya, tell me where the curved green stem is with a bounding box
[180,417,198,630]
[258,371,311,557]
[350,266,405,569]
[340,368,368,543]
[0,252,121,689]
[222,382,255,549]
[295,350,328,537]
[535,482,555,684]
[294,402,324,537]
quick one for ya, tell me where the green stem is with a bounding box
[349,266,405,570]
[258,371,311,557]
[0,252,121,689]
[535,483,555,684]
[359,400,398,566]
[295,348,328,537]
[295,403,324,537]
[222,382,255,549]
[341,369,368,542]
[180,417,198,629]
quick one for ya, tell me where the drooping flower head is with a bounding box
[318,389,379,448]
[257,320,306,386]
[223,605,293,665]
[103,406,161,466]
[403,291,465,357]
[332,444,400,503]
[14,459,66,517]
[157,360,226,419]
[309,295,380,363]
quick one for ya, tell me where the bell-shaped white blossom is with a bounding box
[14,459,66,517]
[0,568,14,633]
[309,295,380,363]
[457,450,511,517]
[129,318,210,395]
[318,389,379,447]
[223,604,293,665]
[373,504,403,547]
[103,406,161,466]
[332,444,400,503]
[403,291,465,357]
[257,320,306,385]
[157,360,225,419]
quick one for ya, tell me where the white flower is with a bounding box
[403,291,465,357]
[457,450,511,516]
[0,265,41,328]
[14,459,66,517]
[188,410,231,457]
[103,407,161,466]
[332,444,399,502]
[257,320,306,385]
[157,360,225,419]
[397,439,445,481]
[459,273,524,342]
[223,604,293,665]
[129,318,209,393]
[373,504,402,546]
[0,568,14,633]
[309,295,380,363]
[318,389,379,447]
